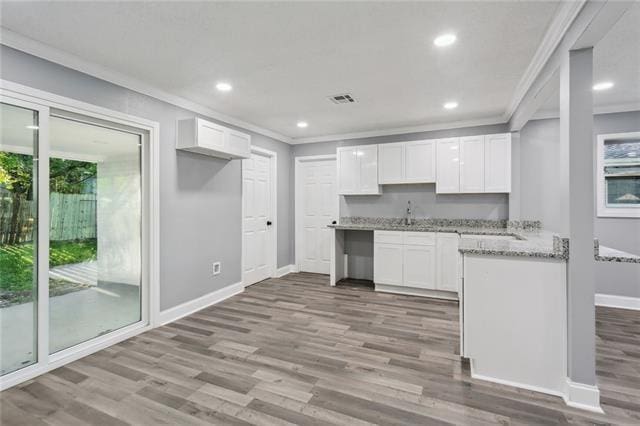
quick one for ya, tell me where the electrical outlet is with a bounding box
[212,262,221,276]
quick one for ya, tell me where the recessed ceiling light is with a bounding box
[434,33,457,47]
[443,101,458,110]
[25,125,39,130]
[216,82,232,92]
[593,81,614,91]
[297,121,308,128]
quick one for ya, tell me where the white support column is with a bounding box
[559,47,601,412]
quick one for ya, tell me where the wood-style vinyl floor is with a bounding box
[1,273,639,425]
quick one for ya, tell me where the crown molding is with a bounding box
[531,102,640,121]
[0,28,292,144]
[503,0,586,123]
[291,116,506,144]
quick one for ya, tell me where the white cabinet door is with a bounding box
[403,245,436,289]
[405,140,436,183]
[378,143,404,184]
[436,138,460,193]
[436,233,460,292]
[460,136,485,193]
[358,145,380,194]
[374,243,404,286]
[484,133,511,193]
[226,128,251,158]
[337,147,358,194]
[197,119,226,150]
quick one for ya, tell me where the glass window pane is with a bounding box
[0,102,39,376]
[606,176,640,205]
[48,116,141,354]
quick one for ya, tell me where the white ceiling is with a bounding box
[1,2,565,141]
[537,1,640,116]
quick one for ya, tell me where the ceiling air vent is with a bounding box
[328,93,356,104]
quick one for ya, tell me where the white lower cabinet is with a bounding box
[403,245,436,289]
[436,233,460,292]
[373,243,404,286]
[374,231,458,295]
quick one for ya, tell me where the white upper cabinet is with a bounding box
[436,133,511,194]
[359,145,381,193]
[176,117,251,160]
[337,145,381,195]
[378,140,435,184]
[378,143,404,184]
[405,140,436,183]
[460,135,485,193]
[436,138,461,193]
[484,133,512,193]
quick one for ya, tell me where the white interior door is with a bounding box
[243,151,273,286]
[298,158,337,274]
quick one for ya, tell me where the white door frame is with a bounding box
[0,79,160,390]
[294,154,338,273]
[242,145,278,287]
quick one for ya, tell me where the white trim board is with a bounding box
[291,116,506,145]
[1,28,291,144]
[275,264,299,278]
[158,282,244,325]
[503,1,586,123]
[595,294,640,311]
[563,379,604,414]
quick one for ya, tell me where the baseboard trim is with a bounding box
[158,281,244,325]
[563,379,603,413]
[469,362,565,399]
[595,293,640,311]
[375,284,459,301]
[275,264,298,278]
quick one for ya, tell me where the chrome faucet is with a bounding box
[405,200,413,226]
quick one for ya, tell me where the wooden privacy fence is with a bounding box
[0,192,96,244]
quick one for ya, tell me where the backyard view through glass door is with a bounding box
[48,116,142,353]
[0,102,40,375]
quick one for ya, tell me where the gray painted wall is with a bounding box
[0,46,294,311]
[519,111,640,298]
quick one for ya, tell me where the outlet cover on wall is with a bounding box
[212,262,221,276]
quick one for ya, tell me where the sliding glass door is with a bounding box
[0,102,41,376]
[1,94,149,383]
[48,116,142,354]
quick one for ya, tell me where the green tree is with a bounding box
[0,152,96,244]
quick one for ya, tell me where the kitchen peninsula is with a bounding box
[328,216,638,403]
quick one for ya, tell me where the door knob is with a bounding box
[267,221,272,226]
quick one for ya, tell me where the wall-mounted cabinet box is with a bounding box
[436,133,511,194]
[176,117,251,160]
[337,145,381,195]
[378,140,436,184]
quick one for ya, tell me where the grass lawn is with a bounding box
[0,239,97,293]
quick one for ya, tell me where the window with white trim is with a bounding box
[597,132,640,218]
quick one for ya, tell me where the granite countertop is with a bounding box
[330,217,639,262]
[329,217,567,259]
[457,231,568,260]
[595,241,640,263]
